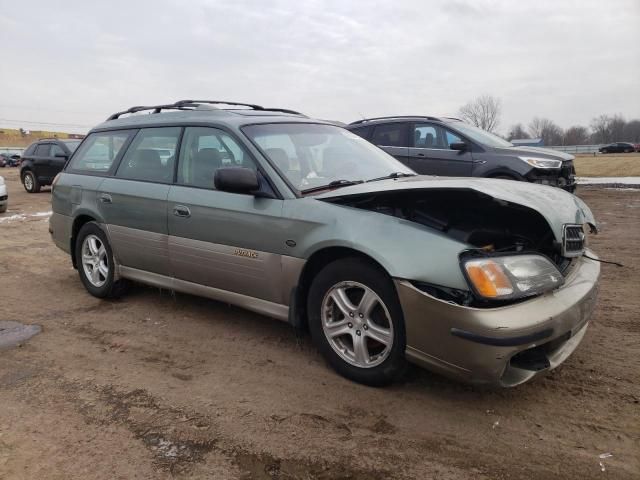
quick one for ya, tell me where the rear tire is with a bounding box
[75,222,129,298]
[307,257,407,386]
[0,204,7,213]
[22,171,40,193]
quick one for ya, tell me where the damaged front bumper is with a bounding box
[396,252,600,387]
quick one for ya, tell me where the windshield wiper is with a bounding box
[366,172,416,183]
[301,179,364,194]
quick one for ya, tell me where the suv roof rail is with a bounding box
[349,115,442,125]
[107,100,305,120]
[38,137,60,141]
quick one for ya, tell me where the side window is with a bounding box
[24,144,37,156]
[34,144,51,156]
[51,144,66,157]
[444,129,464,147]
[177,127,256,189]
[350,126,371,139]
[413,124,447,149]
[68,131,132,173]
[116,127,181,183]
[372,124,407,147]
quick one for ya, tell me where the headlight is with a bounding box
[519,156,562,169]
[0,176,4,186]
[462,254,564,300]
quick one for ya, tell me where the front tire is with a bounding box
[307,257,407,386]
[22,171,40,193]
[75,222,128,298]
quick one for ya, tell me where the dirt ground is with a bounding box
[0,168,638,480]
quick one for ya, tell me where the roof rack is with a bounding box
[349,115,442,125]
[107,100,304,120]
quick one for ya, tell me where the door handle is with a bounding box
[99,193,112,204]
[173,205,191,218]
[416,153,426,157]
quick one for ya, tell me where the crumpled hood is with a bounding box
[315,176,596,241]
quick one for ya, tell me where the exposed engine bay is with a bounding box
[326,188,570,271]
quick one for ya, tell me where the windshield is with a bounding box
[448,122,513,148]
[62,140,81,152]
[243,123,414,192]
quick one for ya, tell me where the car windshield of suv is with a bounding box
[243,123,414,193]
[62,140,81,152]
[448,122,513,148]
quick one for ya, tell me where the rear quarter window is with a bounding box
[349,126,371,139]
[67,131,133,174]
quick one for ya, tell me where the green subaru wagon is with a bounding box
[50,100,600,387]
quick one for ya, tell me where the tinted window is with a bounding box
[69,131,132,172]
[51,144,66,157]
[372,124,407,147]
[177,127,255,189]
[34,144,51,156]
[116,127,181,183]
[24,144,37,156]
[349,126,371,139]
[62,140,81,152]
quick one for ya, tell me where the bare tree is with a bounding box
[623,119,640,143]
[507,123,529,140]
[590,114,612,144]
[528,117,564,145]
[563,126,590,145]
[609,114,626,141]
[458,94,501,132]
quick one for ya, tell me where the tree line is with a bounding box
[458,95,640,146]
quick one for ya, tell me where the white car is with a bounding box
[0,176,7,213]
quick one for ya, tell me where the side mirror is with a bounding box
[449,142,468,152]
[214,167,260,194]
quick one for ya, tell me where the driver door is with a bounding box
[167,126,289,304]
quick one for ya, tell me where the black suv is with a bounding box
[20,138,81,193]
[347,116,576,192]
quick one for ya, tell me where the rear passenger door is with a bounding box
[32,143,52,181]
[408,123,473,176]
[370,123,410,164]
[98,127,181,277]
[167,126,287,304]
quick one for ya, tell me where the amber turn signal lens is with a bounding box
[465,261,514,298]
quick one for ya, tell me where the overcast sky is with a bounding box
[0,0,638,134]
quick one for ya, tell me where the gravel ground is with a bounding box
[0,168,638,479]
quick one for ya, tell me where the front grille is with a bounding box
[0,195,7,201]
[562,224,585,257]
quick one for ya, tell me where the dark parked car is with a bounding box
[347,116,576,192]
[598,142,636,154]
[0,153,21,167]
[19,138,81,192]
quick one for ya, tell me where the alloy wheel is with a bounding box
[24,173,33,191]
[321,281,394,368]
[81,234,109,287]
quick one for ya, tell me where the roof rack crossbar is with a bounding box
[107,100,304,120]
[174,100,303,115]
[349,115,441,125]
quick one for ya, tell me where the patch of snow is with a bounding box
[0,210,52,224]
[577,177,640,187]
